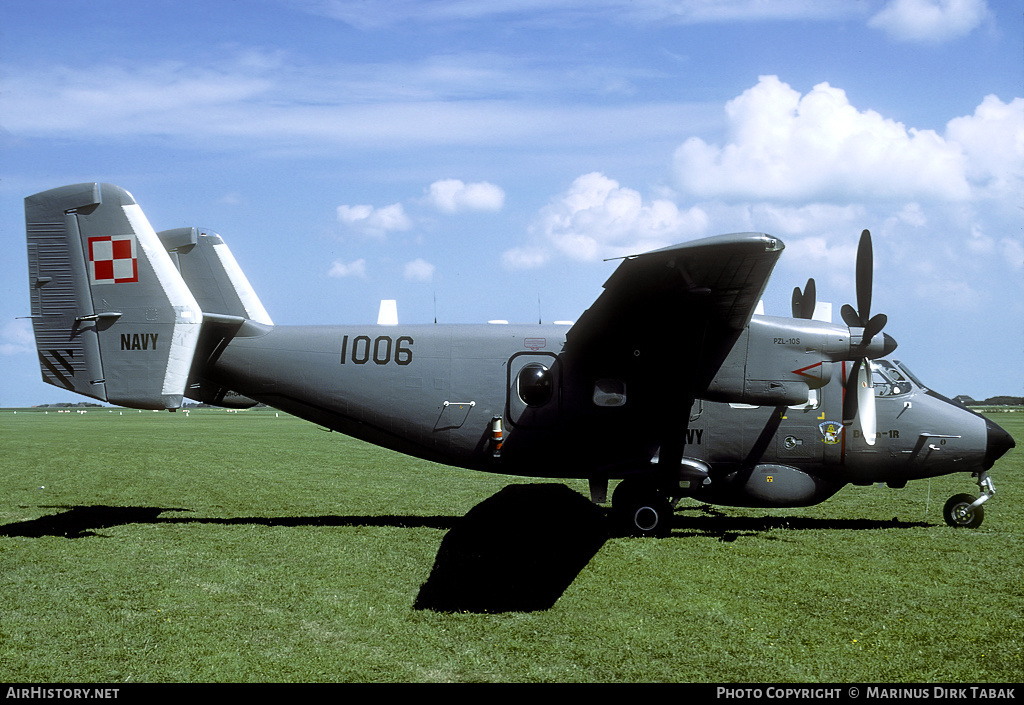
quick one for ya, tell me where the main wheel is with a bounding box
[943,493,984,528]
[612,480,673,537]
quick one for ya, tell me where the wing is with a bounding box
[565,232,784,468]
[567,232,783,388]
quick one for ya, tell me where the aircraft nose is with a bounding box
[985,417,1015,469]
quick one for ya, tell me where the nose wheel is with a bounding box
[942,472,995,529]
[943,493,984,528]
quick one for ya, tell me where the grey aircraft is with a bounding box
[24,183,1015,536]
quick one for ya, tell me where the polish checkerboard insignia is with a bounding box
[88,235,138,284]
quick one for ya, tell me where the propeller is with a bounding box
[791,278,816,319]
[841,230,887,446]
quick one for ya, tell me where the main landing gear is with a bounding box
[942,471,995,529]
[611,477,675,538]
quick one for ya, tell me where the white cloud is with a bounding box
[944,95,1024,200]
[0,50,708,155]
[744,203,867,237]
[328,258,367,278]
[403,258,436,282]
[427,179,505,213]
[1000,238,1024,271]
[868,0,990,43]
[501,245,551,270]
[673,75,971,203]
[336,203,411,238]
[308,1,860,30]
[503,171,708,268]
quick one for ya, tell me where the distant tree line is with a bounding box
[954,395,1023,406]
[31,401,269,409]
[33,402,104,408]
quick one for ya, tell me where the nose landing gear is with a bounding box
[943,471,995,529]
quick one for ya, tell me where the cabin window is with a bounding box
[593,379,626,407]
[517,363,554,407]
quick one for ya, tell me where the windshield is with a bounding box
[893,360,929,391]
[870,360,912,397]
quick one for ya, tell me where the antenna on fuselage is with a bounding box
[377,299,398,326]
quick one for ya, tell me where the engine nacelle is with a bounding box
[703,316,847,406]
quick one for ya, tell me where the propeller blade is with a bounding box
[857,359,876,446]
[843,358,862,424]
[792,279,816,319]
[804,278,815,319]
[856,229,873,323]
[863,313,888,343]
[841,303,861,328]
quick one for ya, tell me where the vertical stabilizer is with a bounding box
[157,227,273,324]
[25,183,203,409]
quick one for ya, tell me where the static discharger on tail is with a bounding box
[24,183,1015,535]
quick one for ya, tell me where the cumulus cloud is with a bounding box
[944,95,1024,200]
[427,179,505,213]
[673,75,971,203]
[328,258,367,278]
[337,203,412,238]
[404,258,436,282]
[503,172,708,268]
[868,0,990,43]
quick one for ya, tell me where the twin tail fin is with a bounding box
[25,182,269,410]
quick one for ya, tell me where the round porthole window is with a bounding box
[517,363,553,407]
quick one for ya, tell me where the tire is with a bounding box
[612,479,673,537]
[943,493,984,528]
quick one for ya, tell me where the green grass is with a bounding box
[1,407,1021,682]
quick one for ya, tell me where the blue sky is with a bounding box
[1,0,1021,406]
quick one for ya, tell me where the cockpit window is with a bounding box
[872,360,913,397]
[893,360,929,391]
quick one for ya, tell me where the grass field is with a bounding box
[1,407,1021,683]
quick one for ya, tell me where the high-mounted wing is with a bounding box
[565,232,784,469]
[567,232,783,387]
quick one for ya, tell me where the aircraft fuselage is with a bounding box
[202,318,1011,511]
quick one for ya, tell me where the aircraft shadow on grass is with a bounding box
[671,505,931,543]
[1,484,930,613]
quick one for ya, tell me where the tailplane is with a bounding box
[25,183,204,409]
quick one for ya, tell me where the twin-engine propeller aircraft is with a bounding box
[24,183,1015,535]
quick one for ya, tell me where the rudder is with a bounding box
[25,183,203,410]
